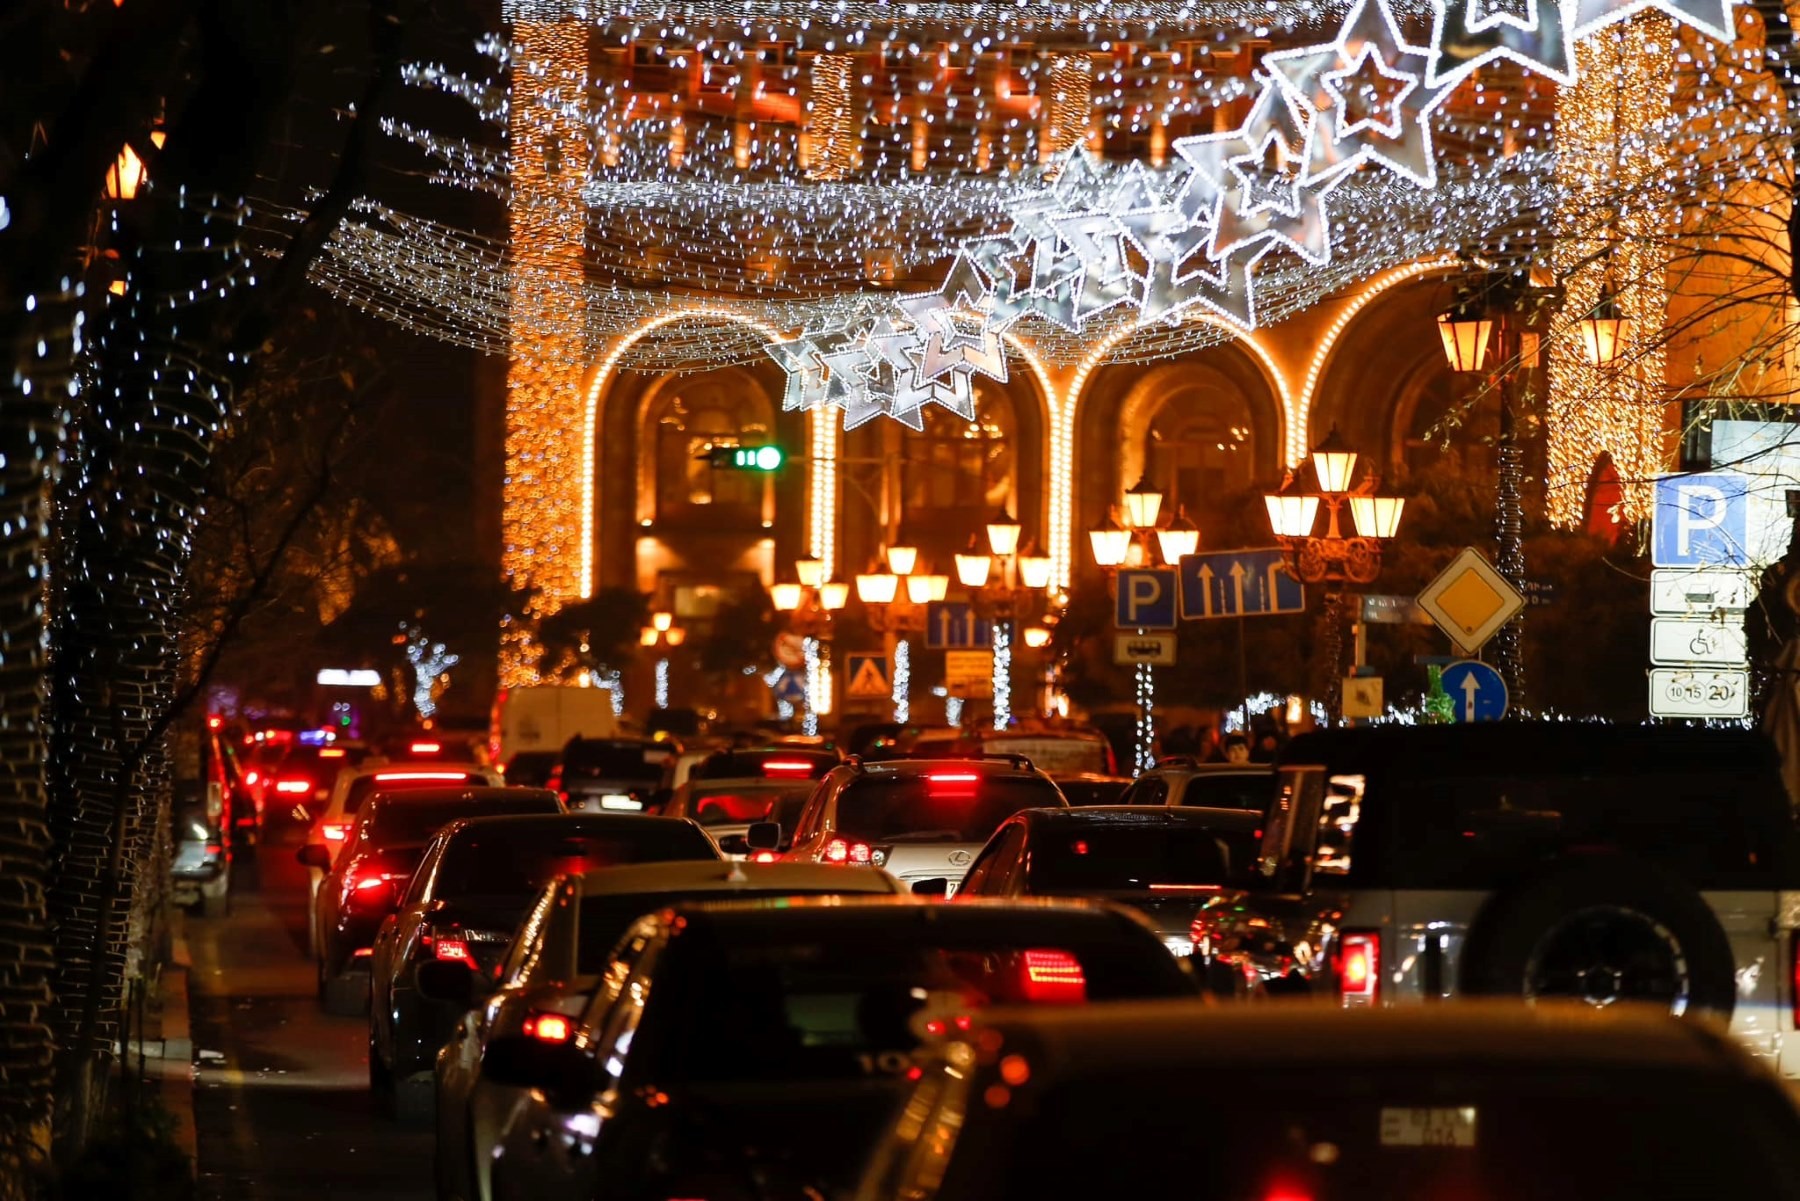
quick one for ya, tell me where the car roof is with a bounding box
[366,786,558,808]
[1048,772,1132,784]
[571,860,905,896]
[835,756,1049,778]
[1282,723,1782,775]
[1019,805,1261,831]
[1150,760,1273,776]
[957,999,1749,1077]
[661,894,1143,933]
[435,811,698,837]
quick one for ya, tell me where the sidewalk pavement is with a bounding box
[133,915,198,1171]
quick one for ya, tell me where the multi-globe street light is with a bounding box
[1263,428,1406,726]
[1088,476,1200,774]
[855,546,949,724]
[952,508,1053,730]
[638,609,687,711]
[770,556,849,735]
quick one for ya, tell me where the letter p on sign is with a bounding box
[1114,568,1178,630]
[1653,473,1749,568]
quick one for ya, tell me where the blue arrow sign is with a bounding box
[1438,660,1508,723]
[924,601,992,650]
[1178,549,1306,620]
[771,669,808,703]
[1114,568,1179,630]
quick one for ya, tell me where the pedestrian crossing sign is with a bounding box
[845,654,891,699]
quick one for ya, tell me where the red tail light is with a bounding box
[1790,931,1800,1028]
[320,823,349,842]
[926,771,979,800]
[760,759,815,778]
[409,741,441,754]
[1339,930,1379,1006]
[523,1012,572,1043]
[374,771,467,782]
[1020,949,1088,1003]
[433,938,473,964]
[824,838,872,865]
[275,778,311,795]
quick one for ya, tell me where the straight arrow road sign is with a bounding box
[1178,549,1305,620]
[1438,660,1508,723]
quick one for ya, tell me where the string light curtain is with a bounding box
[502,19,592,686]
[1546,15,1675,527]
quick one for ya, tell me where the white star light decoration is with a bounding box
[766,0,1743,428]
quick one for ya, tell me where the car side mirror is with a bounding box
[295,844,331,870]
[415,959,476,1008]
[716,833,751,856]
[911,877,949,897]
[745,821,782,852]
[481,1035,596,1109]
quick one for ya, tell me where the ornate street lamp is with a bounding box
[985,507,1023,557]
[1435,299,1494,374]
[1577,285,1633,368]
[1122,474,1164,531]
[769,559,847,735]
[1088,510,1132,568]
[856,547,940,724]
[641,612,687,710]
[1264,429,1404,727]
[1155,508,1200,564]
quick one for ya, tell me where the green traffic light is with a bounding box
[730,445,783,471]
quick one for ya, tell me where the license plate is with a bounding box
[1379,1107,1477,1148]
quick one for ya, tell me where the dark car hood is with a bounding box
[675,1079,910,1192]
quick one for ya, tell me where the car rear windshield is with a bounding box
[346,771,484,813]
[694,750,837,781]
[835,775,1062,843]
[1177,772,1272,811]
[562,742,672,782]
[1054,779,1130,807]
[984,738,1109,775]
[669,930,1186,1083]
[430,823,716,899]
[366,796,561,845]
[574,889,851,972]
[963,1068,1800,1201]
[1029,825,1260,891]
[687,782,817,827]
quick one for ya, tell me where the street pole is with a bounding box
[1321,588,1346,727]
[1490,316,1528,713]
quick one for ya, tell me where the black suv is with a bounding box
[1195,723,1800,1081]
[549,735,678,813]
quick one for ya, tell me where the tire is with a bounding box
[322,969,370,1018]
[369,1032,393,1103]
[1458,854,1736,1020]
[200,875,230,919]
[394,1074,436,1126]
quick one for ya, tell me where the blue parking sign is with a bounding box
[1114,568,1178,630]
[1653,473,1750,568]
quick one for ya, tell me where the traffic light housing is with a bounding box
[699,444,784,471]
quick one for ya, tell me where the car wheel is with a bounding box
[369,1032,393,1103]
[394,1074,435,1126]
[200,875,230,919]
[322,969,369,1018]
[1459,854,1736,1019]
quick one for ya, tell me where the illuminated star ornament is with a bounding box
[1428,0,1577,87]
[1571,0,1738,41]
[1266,0,1452,188]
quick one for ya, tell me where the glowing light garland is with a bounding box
[893,637,911,724]
[992,621,1013,730]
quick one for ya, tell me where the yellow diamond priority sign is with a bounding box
[1415,547,1526,656]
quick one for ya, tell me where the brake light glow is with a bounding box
[760,759,815,777]
[320,748,345,759]
[433,938,473,963]
[1020,949,1087,1003]
[1340,931,1379,1006]
[523,1012,572,1043]
[244,770,260,787]
[752,852,778,863]
[374,772,467,782]
[1790,931,1800,1028]
[353,873,399,891]
[824,838,872,865]
[1147,883,1223,893]
[409,741,441,754]
[926,771,980,799]
[275,779,311,795]
[321,823,349,842]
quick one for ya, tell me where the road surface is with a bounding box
[187,815,433,1201]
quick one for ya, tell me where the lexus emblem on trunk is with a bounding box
[947,850,973,866]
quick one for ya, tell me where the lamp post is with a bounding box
[855,546,950,724]
[1089,478,1201,774]
[1264,428,1405,727]
[769,557,849,735]
[638,610,688,711]
[1436,268,1618,707]
[954,509,1053,730]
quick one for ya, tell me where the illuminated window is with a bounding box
[1144,391,1255,516]
[902,386,1015,517]
[650,384,770,521]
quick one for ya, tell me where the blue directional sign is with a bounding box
[1439,660,1508,723]
[925,601,993,650]
[1652,473,1750,567]
[1114,568,1179,630]
[771,669,808,704]
[1178,548,1306,620]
